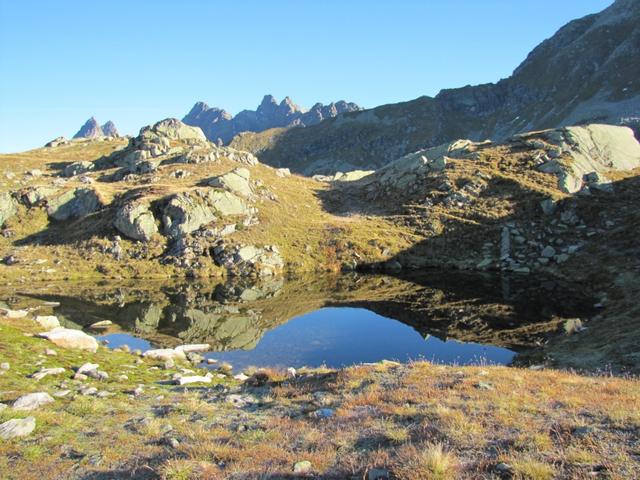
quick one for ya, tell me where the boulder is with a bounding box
[141,118,207,143]
[13,392,54,411]
[532,125,640,193]
[114,202,158,242]
[46,188,102,221]
[143,348,186,361]
[45,136,67,148]
[34,315,60,329]
[0,192,17,228]
[21,186,58,207]
[162,189,248,239]
[38,327,99,352]
[0,417,36,439]
[209,168,253,197]
[63,161,94,177]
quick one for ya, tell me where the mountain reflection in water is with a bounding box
[12,272,594,370]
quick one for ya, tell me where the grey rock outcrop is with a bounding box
[13,392,54,411]
[162,189,249,239]
[209,168,253,198]
[114,202,158,242]
[183,95,361,144]
[46,188,102,221]
[63,161,94,177]
[518,124,640,193]
[0,417,36,439]
[0,192,17,227]
[214,243,284,277]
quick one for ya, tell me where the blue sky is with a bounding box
[0,0,613,152]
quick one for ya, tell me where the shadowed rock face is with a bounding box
[183,95,361,144]
[234,0,640,175]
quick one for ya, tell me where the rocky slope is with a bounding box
[231,0,640,175]
[72,117,120,139]
[183,94,361,144]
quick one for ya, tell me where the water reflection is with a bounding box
[10,271,593,369]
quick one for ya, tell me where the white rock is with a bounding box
[0,417,36,439]
[0,308,29,319]
[34,315,60,329]
[31,367,66,381]
[38,327,98,352]
[13,392,54,411]
[143,348,186,361]
[176,374,212,386]
[233,373,249,381]
[174,344,210,355]
[89,320,112,328]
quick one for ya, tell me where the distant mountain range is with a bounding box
[182,95,361,144]
[230,0,640,174]
[73,117,119,139]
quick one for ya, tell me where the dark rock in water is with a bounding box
[73,117,103,139]
[183,94,361,144]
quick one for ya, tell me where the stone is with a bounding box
[34,315,60,329]
[275,168,291,177]
[541,246,556,258]
[114,202,158,242]
[310,408,335,419]
[89,320,112,329]
[63,161,94,177]
[0,417,36,439]
[46,188,102,221]
[540,198,557,215]
[175,374,212,386]
[174,344,210,355]
[31,367,66,381]
[38,327,99,352]
[0,363,9,370]
[209,168,253,197]
[293,461,313,474]
[143,348,186,361]
[368,468,390,480]
[0,192,17,228]
[80,387,98,396]
[21,186,59,207]
[76,363,100,376]
[45,349,57,356]
[162,189,248,239]
[0,308,29,318]
[13,392,54,411]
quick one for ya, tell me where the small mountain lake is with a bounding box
[5,271,594,372]
[96,307,515,371]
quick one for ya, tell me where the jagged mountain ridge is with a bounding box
[230,0,640,175]
[183,94,361,144]
[73,117,119,139]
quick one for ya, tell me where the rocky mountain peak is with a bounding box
[101,121,119,137]
[73,117,103,139]
[183,95,361,144]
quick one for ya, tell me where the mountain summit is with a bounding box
[72,117,120,139]
[232,0,640,174]
[183,95,361,144]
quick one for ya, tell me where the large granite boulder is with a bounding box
[0,417,36,439]
[208,168,253,197]
[46,188,102,221]
[38,327,99,352]
[521,124,640,193]
[63,161,94,177]
[140,118,207,144]
[114,202,158,242]
[0,192,17,227]
[162,189,249,239]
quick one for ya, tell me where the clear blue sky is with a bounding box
[0,0,613,153]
